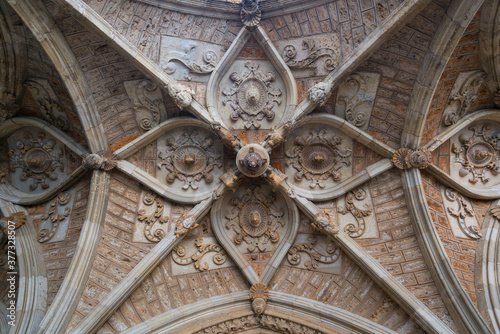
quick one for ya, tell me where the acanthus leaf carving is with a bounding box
[287,235,340,270]
[445,188,482,239]
[338,187,372,238]
[172,237,226,271]
[285,128,351,188]
[225,186,284,252]
[222,62,282,129]
[158,129,222,190]
[137,193,169,242]
[282,40,338,74]
[38,192,71,243]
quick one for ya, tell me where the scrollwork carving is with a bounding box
[125,80,165,131]
[9,132,65,190]
[445,188,482,239]
[158,129,222,190]
[38,192,71,243]
[225,186,284,252]
[137,193,169,242]
[163,47,218,80]
[287,235,340,270]
[222,62,282,129]
[172,237,226,271]
[338,187,372,238]
[285,129,351,188]
[282,40,338,74]
[337,74,373,128]
[452,125,500,183]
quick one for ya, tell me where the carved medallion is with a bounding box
[222,62,282,129]
[285,128,351,188]
[393,147,431,170]
[158,128,222,190]
[225,187,284,252]
[9,132,65,191]
[236,144,269,177]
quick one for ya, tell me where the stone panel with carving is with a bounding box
[37,190,75,243]
[124,79,166,131]
[286,234,341,274]
[337,187,376,238]
[441,187,482,239]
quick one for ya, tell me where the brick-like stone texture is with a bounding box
[422,172,491,307]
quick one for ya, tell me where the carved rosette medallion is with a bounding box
[236,144,269,177]
[452,125,500,184]
[222,62,282,129]
[9,132,65,191]
[158,128,222,190]
[225,186,284,252]
[393,147,431,170]
[285,129,351,188]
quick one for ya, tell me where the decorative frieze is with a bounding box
[124,79,165,131]
[222,62,282,129]
[38,192,72,243]
[338,187,372,238]
[172,237,226,271]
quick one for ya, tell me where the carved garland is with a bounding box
[445,188,482,239]
[285,129,351,188]
[38,192,71,243]
[338,187,372,238]
[452,125,500,184]
[137,193,169,242]
[222,62,282,129]
[225,186,284,252]
[282,40,338,74]
[9,132,65,190]
[158,129,222,190]
[172,237,226,271]
[287,235,340,270]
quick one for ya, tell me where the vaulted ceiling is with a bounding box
[1,0,500,333]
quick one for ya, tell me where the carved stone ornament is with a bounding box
[249,282,269,315]
[287,235,340,270]
[0,91,18,123]
[37,192,71,243]
[174,214,198,238]
[222,62,282,129]
[137,193,169,242]
[240,0,261,27]
[163,46,218,80]
[338,187,372,238]
[0,212,26,233]
[9,132,65,191]
[172,237,227,271]
[158,129,222,190]
[285,128,351,188]
[24,79,70,131]
[82,151,116,171]
[311,211,338,235]
[124,79,165,131]
[452,125,500,184]
[166,82,195,110]
[308,80,333,106]
[490,205,500,220]
[225,186,284,252]
[393,147,431,170]
[282,40,338,74]
[236,144,269,177]
[442,71,486,126]
[445,188,482,239]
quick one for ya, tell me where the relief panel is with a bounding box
[124,79,167,131]
[441,187,482,239]
[336,187,377,239]
[37,190,75,243]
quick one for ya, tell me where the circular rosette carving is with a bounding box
[156,121,224,203]
[283,116,353,199]
[240,202,269,237]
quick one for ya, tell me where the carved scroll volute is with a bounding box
[206,24,297,131]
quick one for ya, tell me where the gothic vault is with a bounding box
[1,0,500,333]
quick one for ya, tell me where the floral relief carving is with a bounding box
[285,129,351,188]
[158,129,222,190]
[172,237,227,271]
[336,73,374,128]
[222,62,282,129]
[452,125,500,184]
[225,186,284,252]
[37,192,71,243]
[9,132,65,191]
[445,188,482,239]
[338,187,372,238]
[137,193,169,242]
[287,235,340,270]
[282,40,338,74]
[124,80,165,131]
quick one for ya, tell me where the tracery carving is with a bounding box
[393,147,431,170]
[452,125,500,183]
[282,40,337,74]
[443,71,486,126]
[225,187,284,252]
[125,80,165,131]
[137,193,168,242]
[337,74,373,128]
[25,80,70,131]
[38,192,71,243]
[287,235,340,270]
[9,132,65,190]
[445,188,482,239]
[240,0,261,27]
[222,62,282,129]
[338,187,372,238]
[285,129,351,188]
[158,129,222,190]
[163,47,218,80]
[172,237,226,271]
